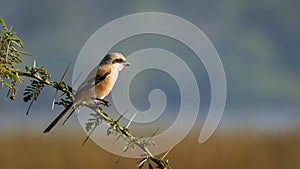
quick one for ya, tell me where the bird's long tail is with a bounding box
[43,102,76,133]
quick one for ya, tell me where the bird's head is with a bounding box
[101,52,130,71]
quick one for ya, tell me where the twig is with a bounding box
[126,112,138,128]
[52,62,71,111]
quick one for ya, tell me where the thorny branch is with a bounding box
[0,18,171,169]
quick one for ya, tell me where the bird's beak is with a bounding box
[123,61,130,66]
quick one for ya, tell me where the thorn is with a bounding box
[52,62,72,111]
[82,120,98,146]
[76,107,80,116]
[61,62,72,82]
[145,128,159,144]
[116,109,128,122]
[72,71,82,87]
[25,99,35,115]
[115,156,122,164]
[9,25,13,32]
[17,50,31,56]
[51,98,56,112]
[162,147,173,160]
[126,112,138,128]
[150,128,159,139]
[137,158,147,168]
[113,134,122,145]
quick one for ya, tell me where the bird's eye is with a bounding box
[114,58,123,63]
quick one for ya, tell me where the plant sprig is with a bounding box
[0,18,171,169]
[82,105,171,169]
[0,18,26,100]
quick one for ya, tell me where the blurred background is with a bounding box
[1,0,299,169]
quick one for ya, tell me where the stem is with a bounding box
[8,68,169,168]
[85,105,155,158]
[9,68,73,98]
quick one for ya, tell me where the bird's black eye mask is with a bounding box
[112,58,124,64]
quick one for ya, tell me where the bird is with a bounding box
[43,52,130,133]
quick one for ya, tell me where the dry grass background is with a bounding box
[0,131,299,169]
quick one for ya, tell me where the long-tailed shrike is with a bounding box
[43,53,130,133]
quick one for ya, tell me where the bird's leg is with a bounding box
[94,98,111,107]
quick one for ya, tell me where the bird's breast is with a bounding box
[95,70,119,99]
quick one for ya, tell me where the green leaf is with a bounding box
[11,36,24,48]
[7,70,18,81]
[0,18,8,31]
[0,66,19,81]
[0,79,12,89]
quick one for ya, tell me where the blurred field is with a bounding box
[0,131,299,169]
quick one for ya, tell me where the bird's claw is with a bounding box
[94,98,111,107]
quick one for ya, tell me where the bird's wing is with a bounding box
[76,65,111,95]
[95,71,111,85]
